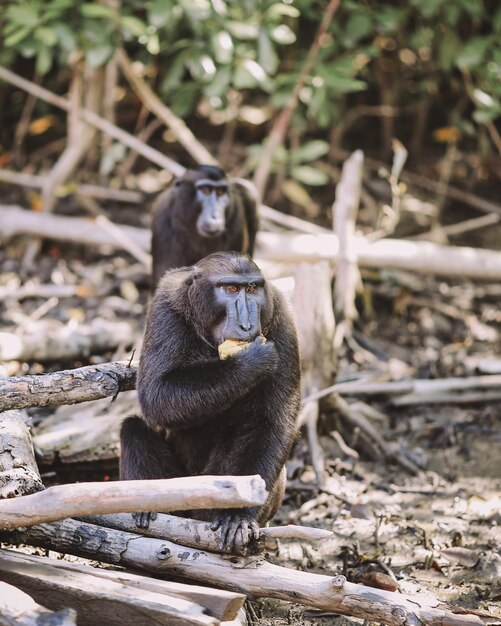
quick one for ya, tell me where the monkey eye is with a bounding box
[215,187,227,197]
[246,285,257,294]
[227,285,239,294]
[199,185,212,195]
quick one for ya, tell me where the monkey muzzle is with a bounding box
[223,295,261,342]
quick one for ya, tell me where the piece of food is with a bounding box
[218,335,267,360]
[218,339,251,360]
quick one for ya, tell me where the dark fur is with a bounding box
[120,252,300,543]
[151,165,259,288]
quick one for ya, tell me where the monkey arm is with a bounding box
[137,342,278,430]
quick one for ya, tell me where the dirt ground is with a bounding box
[0,202,500,625]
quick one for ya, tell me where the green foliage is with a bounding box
[1,0,500,174]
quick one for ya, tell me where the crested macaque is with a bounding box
[120,252,300,553]
[151,165,259,289]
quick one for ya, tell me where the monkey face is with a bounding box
[195,179,229,238]
[211,274,266,344]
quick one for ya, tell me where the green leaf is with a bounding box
[120,16,148,37]
[289,140,330,164]
[5,4,39,29]
[36,45,53,75]
[456,37,490,69]
[291,165,329,186]
[170,83,200,117]
[323,74,367,94]
[204,66,231,98]
[85,44,114,67]
[226,21,259,40]
[438,30,461,71]
[80,3,116,19]
[258,29,279,75]
[281,179,313,209]
[52,23,77,52]
[233,59,272,91]
[473,109,499,124]
[265,4,300,20]
[35,27,58,47]
[212,31,234,65]
[345,13,372,43]
[4,27,32,48]
[269,24,296,45]
[149,0,174,28]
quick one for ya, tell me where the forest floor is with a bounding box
[0,189,500,625]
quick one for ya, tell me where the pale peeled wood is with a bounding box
[2,519,496,626]
[0,580,76,626]
[0,475,267,531]
[333,149,363,322]
[84,512,333,553]
[0,318,136,362]
[3,205,501,280]
[0,548,244,622]
[0,549,217,626]
[0,410,44,499]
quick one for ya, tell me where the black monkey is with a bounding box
[151,165,259,289]
[120,252,300,553]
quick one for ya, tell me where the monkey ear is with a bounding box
[184,266,200,286]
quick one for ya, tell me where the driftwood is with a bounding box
[333,150,363,325]
[33,390,136,464]
[0,548,244,623]
[0,410,44,499]
[3,204,501,280]
[0,580,76,626]
[293,263,336,487]
[0,318,136,362]
[84,512,333,554]
[0,475,267,531]
[303,374,501,405]
[0,360,137,412]
[2,518,498,626]
[0,550,219,626]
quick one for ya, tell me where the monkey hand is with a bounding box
[132,511,157,529]
[210,510,261,555]
[238,336,279,375]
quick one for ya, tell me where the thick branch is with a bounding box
[4,205,501,280]
[0,475,267,530]
[0,580,76,626]
[0,411,44,498]
[84,512,332,554]
[3,519,497,626]
[0,319,136,362]
[0,361,138,412]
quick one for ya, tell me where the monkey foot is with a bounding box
[132,511,158,528]
[210,511,260,555]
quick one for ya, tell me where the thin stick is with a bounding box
[252,0,341,194]
[0,64,184,176]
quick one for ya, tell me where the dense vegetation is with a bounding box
[1,0,500,210]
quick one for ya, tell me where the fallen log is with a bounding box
[0,360,138,412]
[0,410,44,499]
[0,548,244,623]
[2,518,498,626]
[84,512,333,554]
[0,318,137,362]
[0,580,76,626]
[3,204,501,280]
[0,549,218,626]
[0,475,267,531]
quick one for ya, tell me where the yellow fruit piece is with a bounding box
[218,339,251,360]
